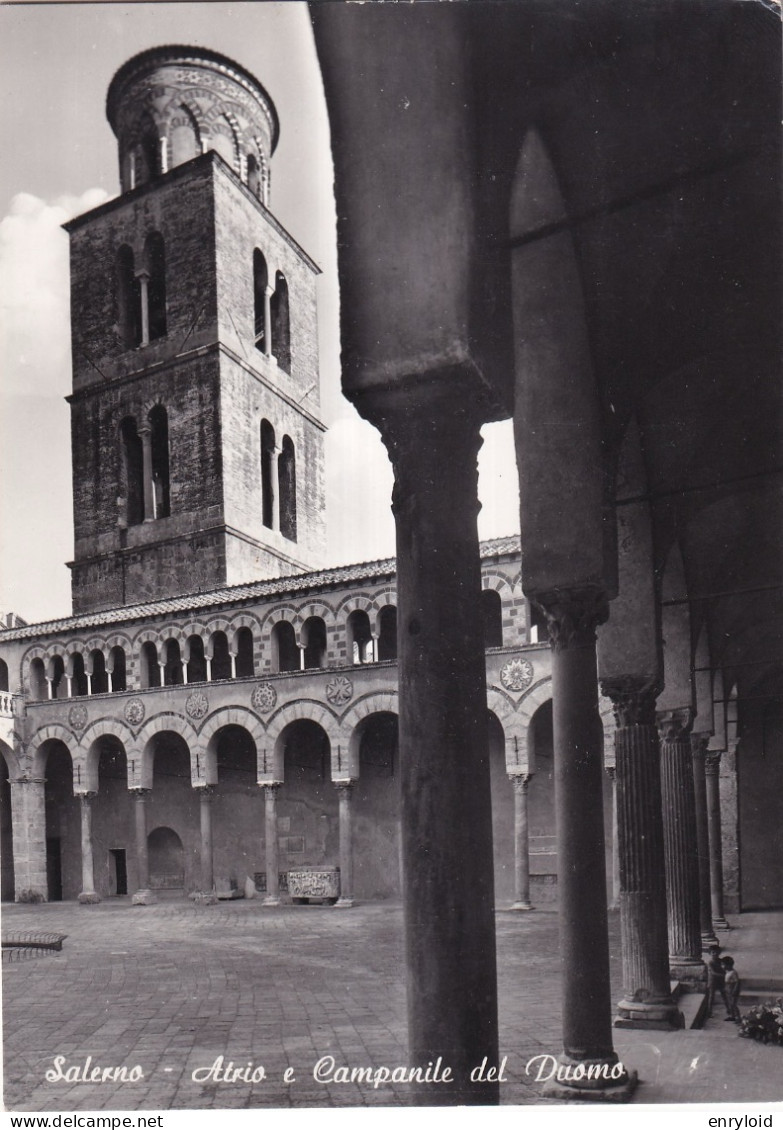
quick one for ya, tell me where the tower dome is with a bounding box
[106,45,279,199]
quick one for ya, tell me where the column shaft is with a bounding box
[263,784,281,906]
[132,789,156,904]
[544,590,623,1075]
[10,779,47,900]
[382,399,499,1104]
[606,767,620,910]
[691,735,718,946]
[335,782,355,907]
[78,793,100,903]
[658,712,705,985]
[140,427,155,521]
[705,753,728,928]
[199,788,214,892]
[511,774,533,910]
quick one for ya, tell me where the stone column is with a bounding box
[197,786,215,893]
[77,792,101,904]
[705,752,729,930]
[601,679,682,1030]
[378,398,499,1105]
[139,426,155,521]
[10,778,47,900]
[335,780,355,908]
[263,783,282,906]
[538,590,635,1096]
[658,710,705,985]
[137,270,150,347]
[131,788,156,905]
[691,733,718,948]
[271,445,281,532]
[264,284,273,358]
[510,773,534,910]
[605,766,620,911]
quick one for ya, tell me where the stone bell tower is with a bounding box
[65,46,326,614]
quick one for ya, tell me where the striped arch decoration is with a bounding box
[486,687,528,774]
[28,724,77,777]
[338,691,399,779]
[515,678,554,775]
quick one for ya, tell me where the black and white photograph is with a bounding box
[0,0,782,1124]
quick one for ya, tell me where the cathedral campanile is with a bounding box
[65,46,325,614]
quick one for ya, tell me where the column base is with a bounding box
[701,930,719,950]
[540,1057,638,1102]
[614,999,684,1030]
[669,957,706,987]
[713,917,730,931]
[510,901,535,911]
[78,891,101,905]
[131,889,158,906]
[262,896,280,907]
[334,897,355,908]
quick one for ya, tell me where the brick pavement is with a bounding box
[2,899,782,1111]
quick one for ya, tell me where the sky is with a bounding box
[0,0,520,625]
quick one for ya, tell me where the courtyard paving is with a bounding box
[2,898,782,1111]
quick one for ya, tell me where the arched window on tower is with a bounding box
[260,419,276,529]
[348,610,374,665]
[144,232,167,341]
[186,635,207,683]
[377,606,398,661]
[272,621,299,673]
[247,153,261,199]
[163,639,184,686]
[253,250,268,354]
[120,417,144,526]
[29,658,47,701]
[50,655,66,699]
[270,271,291,374]
[278,436,297,542]
[301,617,327,670]
[148,405,171,519]
[89,650,109,695]
[481,589,503,649]
[136,113,160,186]
[116,245,141,348]
[71,653,88,697]
[169,104,201,167]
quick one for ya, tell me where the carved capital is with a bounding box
[604,765,617,782]
[704,751,722,776]
[655,707,694,744]
[130,787,152,801]
[600,675,660,728]
[195,784,216,801]
[533,586,608,651]
[79,790,99,804]
[334,779,356,795]
[510,773,533,794]
[261,781,283,795]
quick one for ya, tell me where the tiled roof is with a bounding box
[0,535,521,644]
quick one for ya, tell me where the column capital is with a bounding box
[261,780,283,793]
[600,675,660,728]
[130,787,152,800]
[704,750,722,776]
[656,708,694,744]
[604,765,616,782]
[533,585,608,651]
[78,790,99,802]
[334,779,356,793]
[194,784,216,800]
[510,773,533,793]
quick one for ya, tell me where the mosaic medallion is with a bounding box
[326,675,353,707]
[68,704,88,731]
[251,683,277,713]
[124,697,145,726]
[500,658,534,694]
[186,691,209,720]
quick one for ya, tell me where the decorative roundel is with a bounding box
[251,682,277,713]
[500,657,535,694]
[326,675,353,707]
[68,704,88,731]
[186,691,209,720]
[124,697,146,726]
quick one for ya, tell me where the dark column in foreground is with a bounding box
[539,590,636,1098]
[378,393,499,1105]
[602,679,682,1030]
[658,711,705,986]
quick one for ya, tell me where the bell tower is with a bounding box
[65,46,326,614]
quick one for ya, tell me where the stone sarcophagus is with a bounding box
[287,868,340,904]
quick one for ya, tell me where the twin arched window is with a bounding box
[252,253,291,373]
[115,232,167,350]
[260,421,297,542]
[120,406,170,526]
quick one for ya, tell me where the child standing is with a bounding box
[722,956,741,1021]
[706,944,731,1018]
